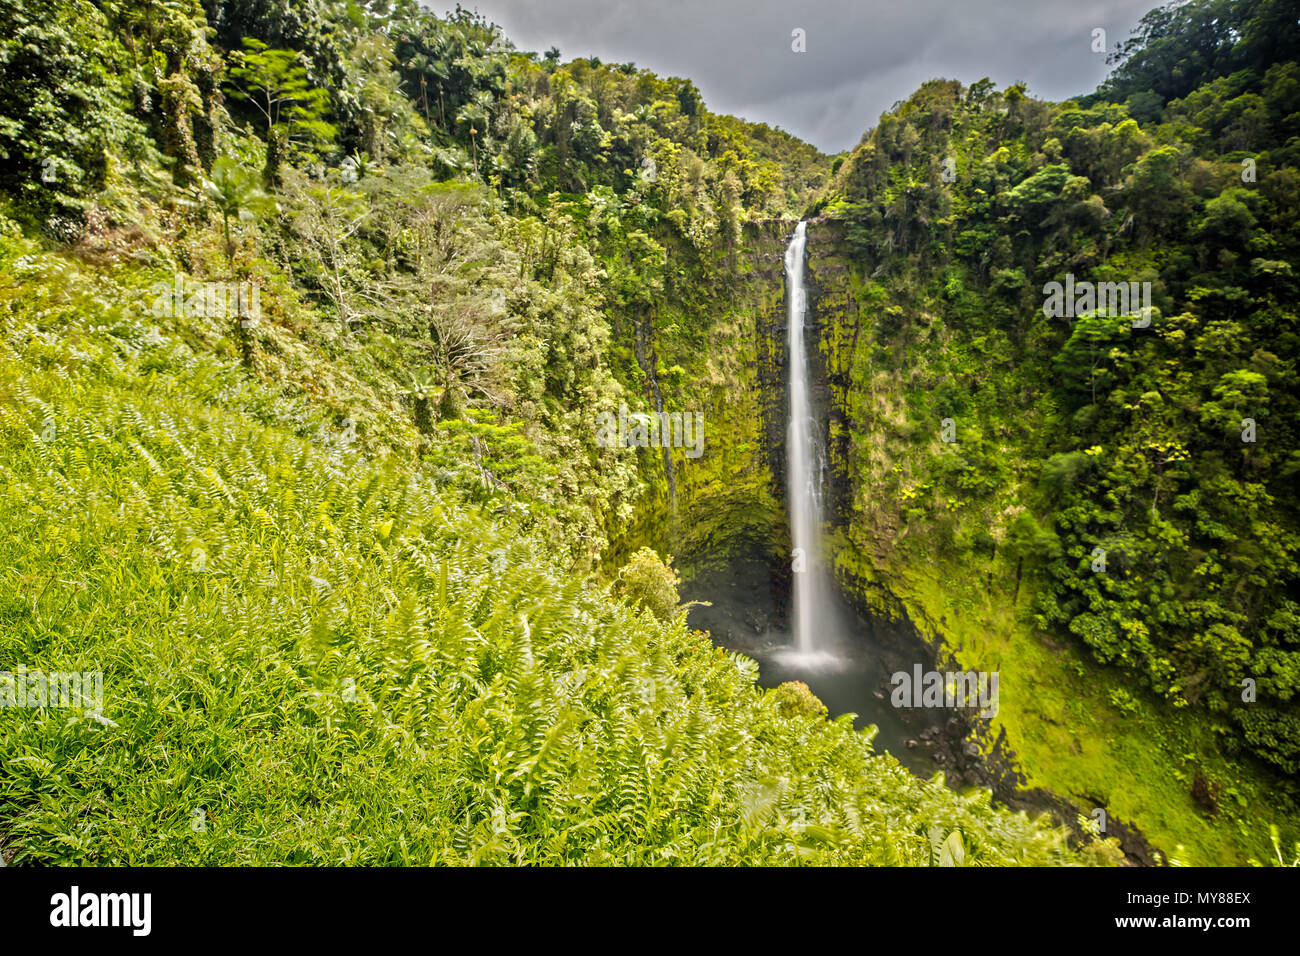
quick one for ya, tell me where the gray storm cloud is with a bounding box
[458,0,1162,152]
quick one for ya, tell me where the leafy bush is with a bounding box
[614,547,681,622]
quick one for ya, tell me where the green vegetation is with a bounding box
[0,0,1295,867]
[0,223,1082,865]
[0,0,1097,866]
[811,0,1299,863]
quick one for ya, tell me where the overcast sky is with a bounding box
[454,0,1162,153]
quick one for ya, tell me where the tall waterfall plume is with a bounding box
[784,221,831,659]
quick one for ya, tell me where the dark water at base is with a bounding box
[683,558,1162,865]
[682,557,953,778]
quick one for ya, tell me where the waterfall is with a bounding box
[784,221,829,657]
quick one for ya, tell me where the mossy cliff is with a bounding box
[604,220,795,577]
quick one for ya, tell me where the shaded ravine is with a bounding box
[681,554,1158,865]
[679,219,1157,865]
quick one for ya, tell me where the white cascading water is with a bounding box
[784,221,830,659]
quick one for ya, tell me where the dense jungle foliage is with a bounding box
[0,0,1102,865]
[812,0,1300,782]
[0,0,1295,866]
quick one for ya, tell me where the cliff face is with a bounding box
[605,219,795,576]
[801,220,912,613]
[803,222,863,535]
[604,216,904,585]
[605,215,932,622]
[600,213,953,602]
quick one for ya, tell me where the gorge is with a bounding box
[1,0,1296,871]
[676,219,1149,853]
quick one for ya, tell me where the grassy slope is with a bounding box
[0,220,1089,866]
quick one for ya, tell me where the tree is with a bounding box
[1199,191,1257,249]
[226,38,336,184]
[287,171,369,333]
[1099,0,1300,107]
[455,90,493,175]
[1006,512,1062,601]
[0,0,149,228]
[614,548,680,622]
[426,295,508,417]
[1053,313,1133,409]
[200,156,276,371]
[202,156,277,262]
